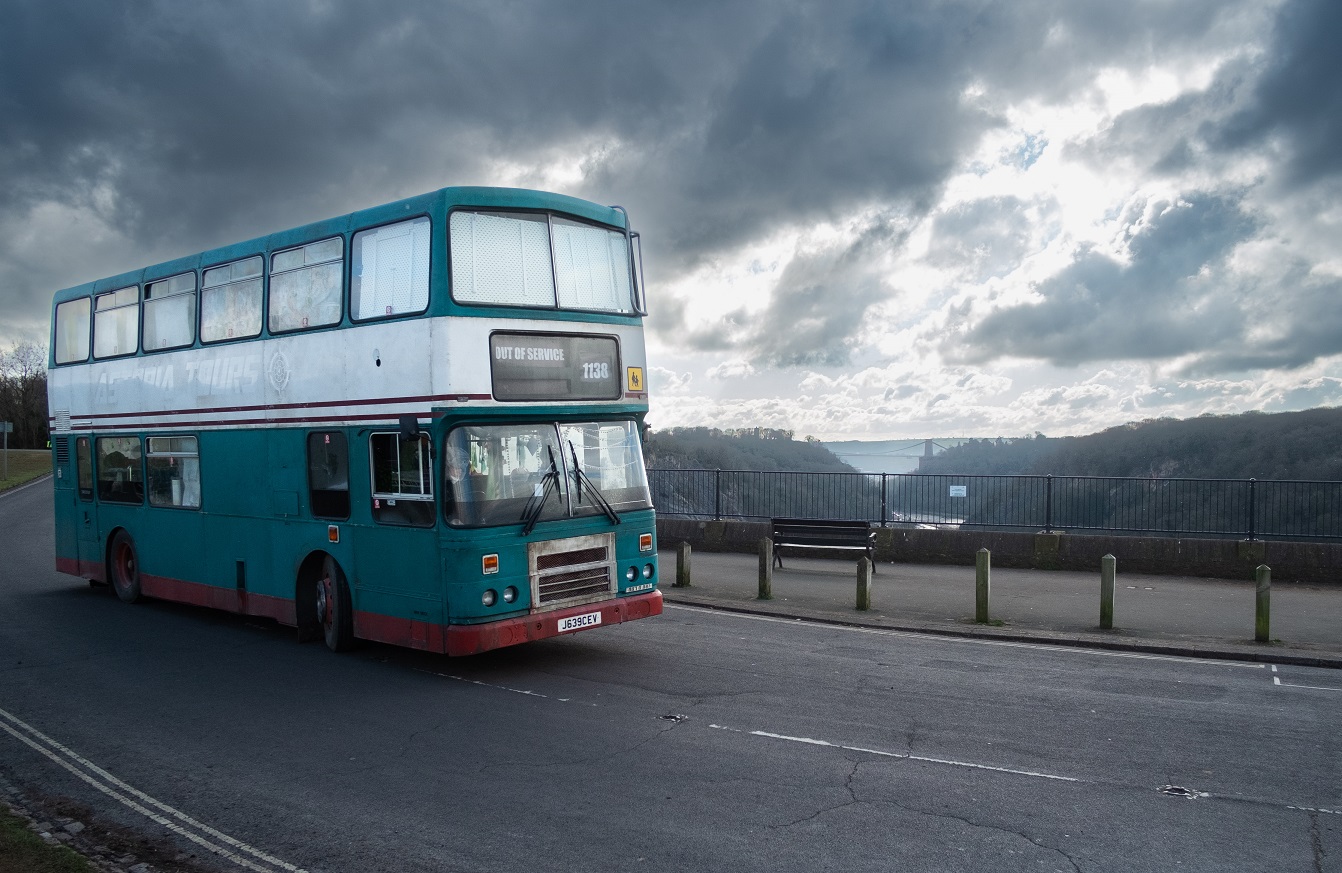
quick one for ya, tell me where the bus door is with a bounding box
[352,430,443,644]
[73,436,101,577]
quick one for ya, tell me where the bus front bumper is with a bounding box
[445,590,664,657]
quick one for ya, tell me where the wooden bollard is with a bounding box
[1255,564,1271,643]
[758,538,773,600]
[975,548,991,623]
[675,542,692,588]
[1100,554,1116,630]
[856,557,872,611]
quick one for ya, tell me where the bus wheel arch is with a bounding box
[107,529,142,604]
[297,552,354,652]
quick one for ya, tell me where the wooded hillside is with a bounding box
[917,408,1342,480]
[644,427,854,472]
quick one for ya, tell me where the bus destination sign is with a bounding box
[490,332,621,401]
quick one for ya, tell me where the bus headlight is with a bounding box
[503,586,518,603]
[625,566,638,582]
[642,563,655,579]
[482,589,497,607]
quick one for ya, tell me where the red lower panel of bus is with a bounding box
[356,590,665,656]
[57,555,664,657]
[57,557,103,580]
[140,574,296,624]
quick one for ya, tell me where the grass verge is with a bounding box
[0,807,93,873]
[0,449,51,493]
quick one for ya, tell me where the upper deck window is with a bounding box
[201,256,263,343]
[93,286,140,359]
[450,210,636,314]
[351,217,431,321]
[552,217,633,313]
[144,272,197,351]
[54,298,91,364]
[269,237,343,333]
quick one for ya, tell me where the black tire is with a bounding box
[296,575,320,644]
[316,555,355,652]
[109,530,141,604]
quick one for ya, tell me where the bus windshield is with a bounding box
[444,420,650,527]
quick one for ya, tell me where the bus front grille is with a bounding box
[529,533,616,610]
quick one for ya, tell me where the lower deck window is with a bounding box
[308,431,350,519]
[146,436,201,508]
[96,436,143,503]
[370,432,434,526]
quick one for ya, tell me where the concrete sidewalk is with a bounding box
[658,549,1342,668]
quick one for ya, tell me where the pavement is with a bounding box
[658,548,1342,668]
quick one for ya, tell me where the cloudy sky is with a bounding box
[4,0,1341,440]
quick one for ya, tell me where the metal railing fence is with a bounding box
[647,468,1342,541]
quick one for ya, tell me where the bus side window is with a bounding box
[76,437,93,500]
[146,436,201,508]
[369,432,434,526]
[270,238,343,333]
[55,298,92,364]
[308,432,350,520]
[201,256,264,343]
[95,436,143,503]
[93,287,140,359]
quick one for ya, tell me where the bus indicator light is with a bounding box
[639,533,653,552]
[328,525,340,544]
[482,554,499,575]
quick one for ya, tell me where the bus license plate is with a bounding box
[558,611,602,633]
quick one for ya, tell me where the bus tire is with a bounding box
[109,531,141,604]
[317,555,355,652]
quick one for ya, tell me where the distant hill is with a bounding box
[645,427,854,472]
[916,408,1342,480]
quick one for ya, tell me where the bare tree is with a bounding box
[0,342,49,449]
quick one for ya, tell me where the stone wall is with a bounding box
[656,518,1342,584]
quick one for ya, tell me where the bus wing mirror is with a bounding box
[399,415,421,442]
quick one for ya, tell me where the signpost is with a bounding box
[1,421,11,481]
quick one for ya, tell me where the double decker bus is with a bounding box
[47,186,661,655]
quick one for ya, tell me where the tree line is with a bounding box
[917,408,1342,481]
[644,426,854,472]
[0,343,48,450]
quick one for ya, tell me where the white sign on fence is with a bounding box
[949,485,968,498]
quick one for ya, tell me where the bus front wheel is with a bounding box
[316,556,354,653]
[109,531,141,604]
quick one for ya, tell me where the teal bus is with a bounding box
[47,186,661,655]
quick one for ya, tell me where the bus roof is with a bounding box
[50,186,631,306]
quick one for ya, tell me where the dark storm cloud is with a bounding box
[0,0,1278,347]
[954,195,1256,366]
[1078,0,1342,188]
[1214,0,1342,186]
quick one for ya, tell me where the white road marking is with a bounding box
[709,723,1082,783]
[666,603,1268,668]
[1273,680,1342,692]
[0,706,305,873]
[1271,663,1342,692]
[415,669,571,701]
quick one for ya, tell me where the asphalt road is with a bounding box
[1,478,1339,872]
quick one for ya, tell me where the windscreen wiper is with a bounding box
[520,446,560,536]
[568,441,620,526]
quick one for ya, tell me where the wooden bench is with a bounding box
[771,518,875,571]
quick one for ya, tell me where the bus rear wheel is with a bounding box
[316,556,354,653]
[109,531,141,604]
